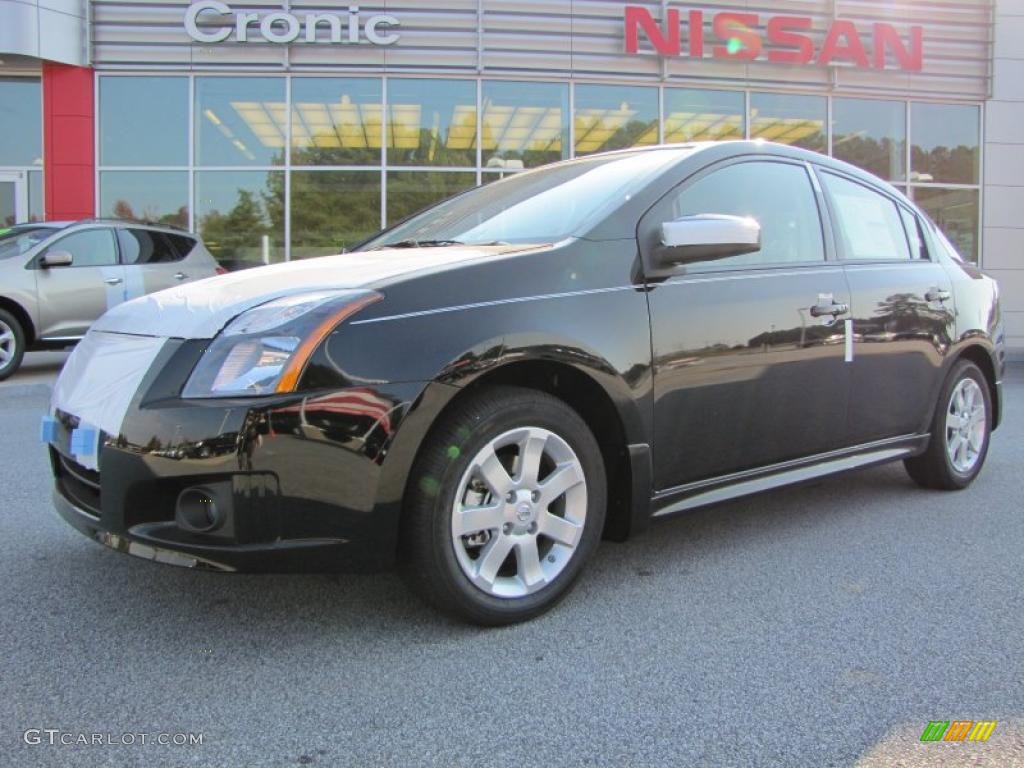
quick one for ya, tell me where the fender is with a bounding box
[939,335,1004,431]
[0,292,38,345]
[370,331,654,554]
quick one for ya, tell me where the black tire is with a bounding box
[904,360,992,490]
[0,308,26,382]
[400,386,607,626]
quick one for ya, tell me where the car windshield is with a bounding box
[0,226,59,261]
[362,149,689,250]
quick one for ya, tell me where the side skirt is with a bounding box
[651,434,929,519]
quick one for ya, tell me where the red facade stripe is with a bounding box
[42,62,95,221]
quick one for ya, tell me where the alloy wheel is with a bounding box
[945,378,986,474]
[0,318,15,369]
[450,426,587,599]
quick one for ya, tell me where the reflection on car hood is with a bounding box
[91,244,539,339]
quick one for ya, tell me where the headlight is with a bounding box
[182,290,381,398]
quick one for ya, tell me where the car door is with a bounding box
[117,228,203,300]
[34,227,127,339]
[643,158,853,489]
[816,170,955,444]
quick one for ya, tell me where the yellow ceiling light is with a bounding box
[266,103,288,128]
[774,123,824,145]
[754,118,823,145]
[637,125,659,145]
[665,111,743,141]
[388,104,423,149]
[297,103,332,127]
[329,106,360,126]
[574,107,639,153]
[446,104,477,149]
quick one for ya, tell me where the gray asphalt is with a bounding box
[2,365,1022,768]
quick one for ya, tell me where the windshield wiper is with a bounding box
[374,239,464,250]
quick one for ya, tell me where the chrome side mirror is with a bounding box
[655,214,761,268]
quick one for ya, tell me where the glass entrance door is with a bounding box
[0,171,28,227]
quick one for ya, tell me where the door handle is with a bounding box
[809,301,849,318]
[925,288,951,303]
[104,277,123,285]
[174,272,188,281]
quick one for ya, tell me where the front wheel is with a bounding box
[401,386,607,625]
[904,360,992,490]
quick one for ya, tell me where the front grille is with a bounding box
[54,450,101,518]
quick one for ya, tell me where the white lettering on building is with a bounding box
[184,2,400,45]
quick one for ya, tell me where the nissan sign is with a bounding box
[624,6,923,72]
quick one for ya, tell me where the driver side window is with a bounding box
[47,228,118,268]
[659,160,825,268]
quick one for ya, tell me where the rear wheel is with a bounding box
[401,386,606,625]
[904,360,992,490]
[0,309,25,381]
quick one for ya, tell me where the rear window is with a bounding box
[821,173,912,261]
[118,228,191,264]
[0,226,58,260]
[166,233,197,259]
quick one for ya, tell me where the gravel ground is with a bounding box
[1,364,1022,767]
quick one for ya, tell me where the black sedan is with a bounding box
[46,141,1005,625]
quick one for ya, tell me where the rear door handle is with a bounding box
[809,301,849,318]
[104,277,123,285]
[926,288,951,303]
[174,272,188,281]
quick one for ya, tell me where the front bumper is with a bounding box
[47,341,434,572]
[52,485,363,573]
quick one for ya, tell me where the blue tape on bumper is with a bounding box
[40,415,58,443]
[70,426,99,459]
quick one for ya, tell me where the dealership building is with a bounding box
[0,0,1022,350]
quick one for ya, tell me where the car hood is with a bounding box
[92,244,540,339]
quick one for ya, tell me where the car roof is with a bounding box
[4,219,198,239]
[68,218,195,235]
[587,140,907,199]
[1,221,66,231]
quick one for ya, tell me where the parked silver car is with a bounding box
[0,220,223,379]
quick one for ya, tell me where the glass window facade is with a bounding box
[832,98,906,182]
[908,103,981,261]
[664,89,744,143]
[291,78,381,166]
[100,77,188,166]
[100,171,188,228]
[574,84,658,156]
[750,93,826,152]
[482,81,568,170]
[28,170,43,222]
[914,188,980,262]
[195,171,284,269]
[911,103,980,184]
[92,75,983,265]
[291,171,381,258]
[387,79,476,167]
[0,78,42,167]
[196,77,287,167]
